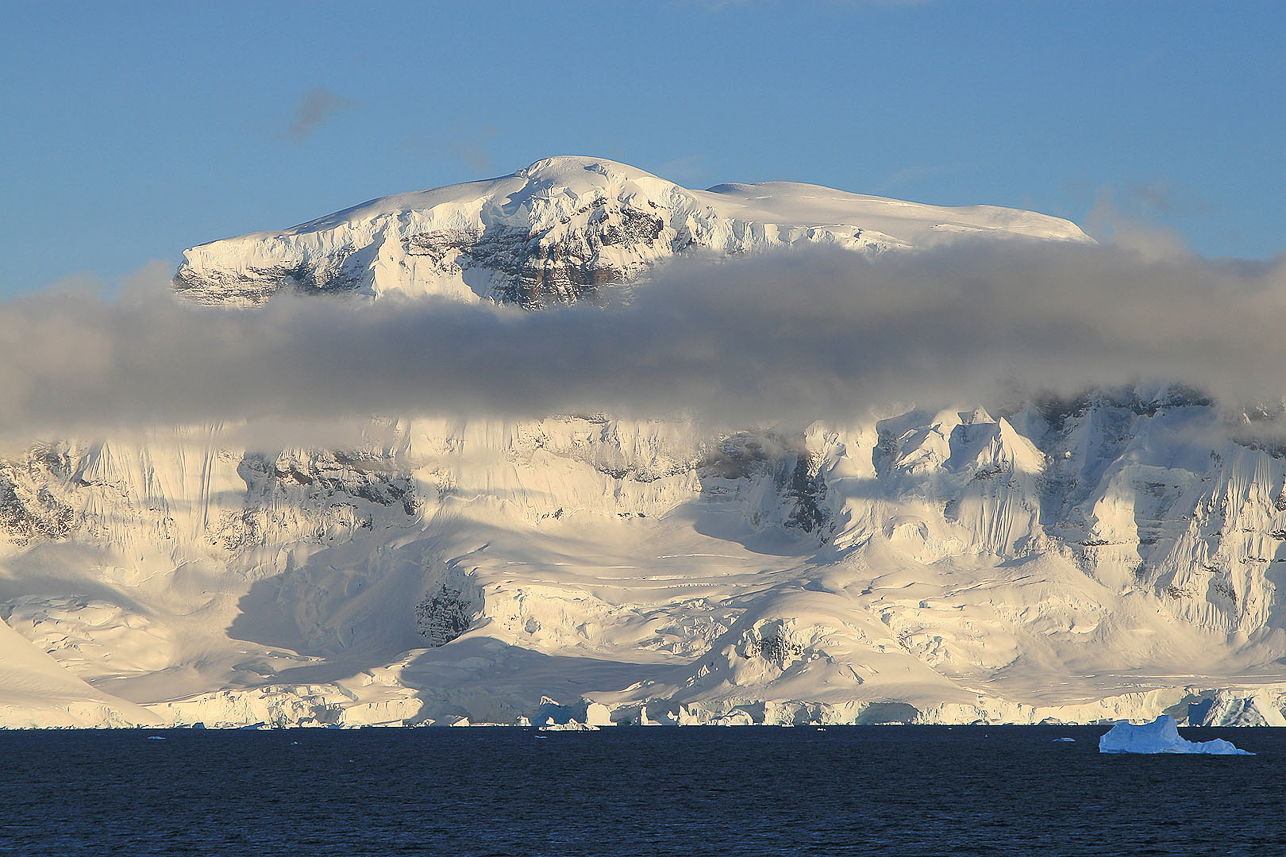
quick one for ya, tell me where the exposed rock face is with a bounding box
[172,258,365,306]
[0,460,77,546]
[402,198,669,307]
[415,584,477,647]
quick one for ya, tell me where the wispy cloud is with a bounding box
[875,165,941,196]
[650,155,706,185]
[443,124,498,172]
[407,122,499,172]
[0,241,1283,443]
[1084,189,1190,262]
[289,88,357,143]
[1121,180,1212,217]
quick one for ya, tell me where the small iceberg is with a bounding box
[538,720,599,732]
[1098,715,1252,755]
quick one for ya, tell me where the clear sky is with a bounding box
[3,0,1282,298]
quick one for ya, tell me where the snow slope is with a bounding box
[4,159,1286,729]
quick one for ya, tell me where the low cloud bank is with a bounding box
[1,241,1283,440]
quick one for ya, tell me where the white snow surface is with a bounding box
[4,158,1286,729]
[1098,715,1252,755]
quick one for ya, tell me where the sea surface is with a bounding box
[0,725,1280,856]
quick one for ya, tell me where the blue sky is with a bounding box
[4,0,1282,298]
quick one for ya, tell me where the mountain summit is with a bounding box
[174,156,1089,307]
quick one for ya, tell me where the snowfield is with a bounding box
[4,157,1286,728]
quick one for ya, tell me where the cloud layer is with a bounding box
[1,241,1283,441]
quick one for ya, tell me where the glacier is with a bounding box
[4,156,1286,728]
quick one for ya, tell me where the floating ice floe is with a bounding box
[1098,715,1252,755]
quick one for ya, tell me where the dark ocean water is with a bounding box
[0,725,1281,856]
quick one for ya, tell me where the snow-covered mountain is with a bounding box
[174,155,1089,307]
[4,157,1286,729]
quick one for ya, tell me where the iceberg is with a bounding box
[1098,715,1252,755]
[538,720,599,732]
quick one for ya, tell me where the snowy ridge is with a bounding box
[174,156,1090,307]
[6,159,1286,729]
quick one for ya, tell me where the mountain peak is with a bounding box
[516,155,666,183]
